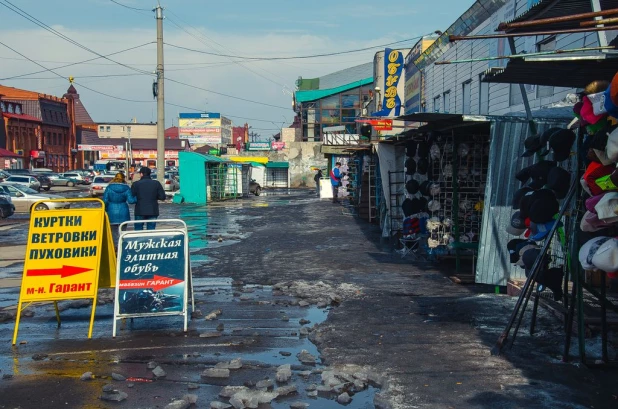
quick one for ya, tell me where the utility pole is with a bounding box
[155,4,165,177]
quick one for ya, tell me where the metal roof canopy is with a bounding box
[502,0,617,33]
[265,161,289,168]
[383,113,490,144]
[481,52,618,88]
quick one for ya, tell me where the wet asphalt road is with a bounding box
[0,188,617,408]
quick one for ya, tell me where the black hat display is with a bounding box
[511,211,526,229]
[406,141,417,157]
[405,179,420,195]
[546,166,571,199]
[405,158,417,175]
[419,197,428,212]
[516,160,557,189]
[527,189,559,223]
[417,142,429,157]
[521,135,544,157]
[538,128,563,156]
[419,180,431,196]
[402,198,423,217]
[512,187,534,209]
[507,238,530,264]
[548,129,576,162]
[417,158,429,175]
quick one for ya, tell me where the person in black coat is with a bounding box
[131,167,166,230]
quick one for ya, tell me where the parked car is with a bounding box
[3,168,32,175]
[43,173,78,187]
[5,175,41,191]
[31,173,52,191]
[163,173,180,192]
[0,170,9,182]
[249,179,262,196]
[0,192,15,218]
[90,175,114,197]
[31,168,54,173]
[61,172,90,185]
[0,183,69,212]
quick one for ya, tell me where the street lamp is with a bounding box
[374,86,382,112]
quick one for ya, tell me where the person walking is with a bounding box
[103,172,136,245]
[131,167,166,230]
[314,168,323,197]
[330,162,345,204]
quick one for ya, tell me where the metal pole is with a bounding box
[155,5,165,178]
[127,126,132,172]
[449,25,618,42]
[497,8,618,31]
[591,0,610,48]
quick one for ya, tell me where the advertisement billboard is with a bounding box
[178,113,222,144]
[373,48,404,117]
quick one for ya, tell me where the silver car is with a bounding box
[90,175,114,197]
[0,183,70,212]
[5,175,41,192]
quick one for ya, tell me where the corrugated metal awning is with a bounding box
[265,161,289,168]
[503,0,616,33]
[481,52,618,87]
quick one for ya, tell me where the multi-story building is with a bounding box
[0,98,40,169]
[96,121,156,139]
[0,84,77,172]
[293,63,374,142]
[177,112,232,149]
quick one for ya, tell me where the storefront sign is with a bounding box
[374,48,404,117]
[247,142,271,151]
[113,223,191,336]
[78,144,123,152]
[271,142,286,150]
[12,200,116,344]
[356,119,393,131]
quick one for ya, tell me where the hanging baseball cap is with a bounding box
[546,129,576,162]
[507,211,526,236]
[405,179,420,195]
[427,200,441,212]
[545,166,571,199]
[581,95,606,125]
[512,187,535,209]
[527,189,559,223]
[580,210,613,232]
[406,141,417,158]
[507,238,531,263]
[579,236,612,270]
[405,158,417,175]
[419,197,429,213]
[402,198,423,217]
[429,182,441,196]
[529,219,562,241]
[538,267,564,301]
[582,161,615,196]
[521,247,550,278]
[587,91,608,116]
[417,158,429,175]
[537,127,563,156]
[594,192,618,222]
[521,135,544,157]
[419,180,431,197]
[591,237,618,276]
[604,126,618,162]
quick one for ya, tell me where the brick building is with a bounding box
[0,98,41,169]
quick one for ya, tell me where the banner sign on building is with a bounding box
[271,142,286,151]
[374,48,404,117]
[404,42,423,115]
[247,142,271,151]
[355,119,393,131]
[78,145,123,152]
[113,221,192,336]
[178,113,222,145]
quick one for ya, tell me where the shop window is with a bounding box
[106,126,111,132]
[321,95,340,110]
[52,133,57,145]
[7,104,14,114]
[479,74,489,115]
[341,94,360,109]
[341,109,359,122]
[462,81,471,114]
[433,96,441,113]
[0,102,5,112]
[443,91,451,113]
[321,109,340,124]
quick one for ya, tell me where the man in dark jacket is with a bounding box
[131,167,166,230]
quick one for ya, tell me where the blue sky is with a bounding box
[0,0,473,135]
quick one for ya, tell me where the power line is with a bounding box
[0,54,228,67]
[0,0,151,74]
[2,73,151,80]
[164,102,289,125]
[166,78,290,110]
[164,35,425,61]
[109,0,150,12]
[0,42,155,81]
[0,40,154,103]
[164,12,287,88]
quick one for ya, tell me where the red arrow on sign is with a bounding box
[26,265,92,278]
[119,275,183,292]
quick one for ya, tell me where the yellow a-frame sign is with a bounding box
[12,198,116,345]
